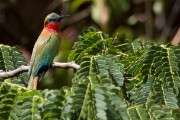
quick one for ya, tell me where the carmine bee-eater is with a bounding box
[28,13,69,89]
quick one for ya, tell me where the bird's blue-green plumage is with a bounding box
[28,33,60,89]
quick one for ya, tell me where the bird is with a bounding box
[27,13,69,89]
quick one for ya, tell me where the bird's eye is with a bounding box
[48,19,54,22]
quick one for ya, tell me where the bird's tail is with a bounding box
[27,75,39,90]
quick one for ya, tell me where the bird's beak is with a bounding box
[57,15,69,21]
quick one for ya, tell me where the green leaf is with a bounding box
[0,80,26,120]
[68,27,111,63]
[0,44,28,86]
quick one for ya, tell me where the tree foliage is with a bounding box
[0,27,180,119]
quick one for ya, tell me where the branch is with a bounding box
[52,62,80,69]
[0,61,80,78]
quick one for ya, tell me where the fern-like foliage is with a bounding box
[68,27,112,63]
[0,27,180,119]
[128,44,180,109]
[0,80,26,119]
[0,45,28,85]
[128,102,175,120]
[65,53,127,119]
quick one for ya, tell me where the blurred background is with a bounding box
[0,0,180,89]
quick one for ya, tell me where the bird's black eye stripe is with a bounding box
[48,18,60,22]
[48,18,54,22]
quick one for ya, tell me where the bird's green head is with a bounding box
[44,13,69,26]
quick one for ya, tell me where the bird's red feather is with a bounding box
[45,22,60,32]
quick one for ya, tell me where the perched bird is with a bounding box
[28,13,69,89]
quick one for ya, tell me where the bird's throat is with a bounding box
[45,22,60,32]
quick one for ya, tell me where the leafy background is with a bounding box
[1,27,180,119]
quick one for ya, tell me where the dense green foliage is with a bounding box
[0,27,180,119]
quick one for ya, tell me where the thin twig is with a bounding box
[0,66,29,78]
[52,62,80,69]
[0,61,80,78]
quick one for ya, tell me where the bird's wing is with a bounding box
[28,34,60,80]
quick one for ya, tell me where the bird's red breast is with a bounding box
[45,22,60,32]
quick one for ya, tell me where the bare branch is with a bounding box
[52,61,80,69]
[0,66,29,78]
[0,61,80,78]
